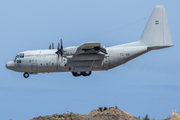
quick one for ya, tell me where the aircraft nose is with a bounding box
[6,61,15,70]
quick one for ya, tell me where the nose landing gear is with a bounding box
[23,72,29,78]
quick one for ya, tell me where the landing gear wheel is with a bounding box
[23,72,29,78]
[72,72,82,77]
[81,71,92,76]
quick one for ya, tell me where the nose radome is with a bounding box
[6,61,15,70]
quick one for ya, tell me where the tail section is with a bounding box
[140,5,173,49]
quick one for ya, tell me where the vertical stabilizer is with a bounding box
[140,5,173,49]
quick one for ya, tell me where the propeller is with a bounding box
[49,43,54,49]
[55,39,64,59]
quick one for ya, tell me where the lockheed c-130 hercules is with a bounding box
[6,5,173,78]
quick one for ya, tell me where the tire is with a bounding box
[23,72,29,78]
[81,71,91,76]
[72,72,81,77]
[72,72,78,77]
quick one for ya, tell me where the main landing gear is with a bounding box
[23,72,29,78]
[72,71,92,77]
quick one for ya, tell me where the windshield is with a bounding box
[14,53,24,61]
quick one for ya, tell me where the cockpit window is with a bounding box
[14,53,24,61]
[19,53,24,58]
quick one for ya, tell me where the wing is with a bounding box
[78,42,107,54]
[63,42,107,61]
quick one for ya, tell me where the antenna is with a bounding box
[66,108,69,114]
[115,103,117,107]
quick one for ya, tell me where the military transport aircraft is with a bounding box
[6,5,173,78]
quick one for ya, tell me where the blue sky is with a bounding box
[1,0,180,120]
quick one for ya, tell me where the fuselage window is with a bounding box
[46,63,48,65]
[29,60,31,63]
[17,60,21,63]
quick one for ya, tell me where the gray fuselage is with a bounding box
[6,45,149,74]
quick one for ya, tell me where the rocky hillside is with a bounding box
[163,117,180,120]
[162,111,180,120]
[31,106,141,120]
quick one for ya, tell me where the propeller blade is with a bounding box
[61,39,63,50]
[52,43,54,49]
[60,39,64,56]
[49,44,51,49]
[61,55,63,62]
[58,42,60,50]
[58,54,60,60]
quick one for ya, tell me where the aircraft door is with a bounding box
[31,63,37,71]
[103,57,109,69]
[31,59,38,71]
